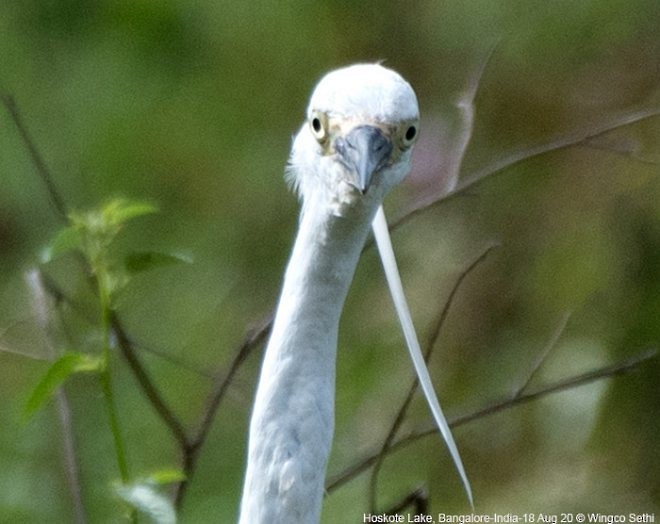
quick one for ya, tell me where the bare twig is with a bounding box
[39,274,213,378]
[39,273,97,324]
[326,348,657,493]
[444,42,498,194]
[392,106,660,232]
[1,94,68,222]
[0,343,48,360]
[133,342,214,379]
[40,249,193,448]
[54,390,87,524]
[383,487,428,516]
[8,78,658,517]
[173,313,272,508]
[460,107,660,194]
[0,316,50,360]
[111,313,189,447]
[511,310,572,398]
[579,139,660,166]
[25,270,87,524]
[170,101,659,508]
[2,97,197,504]
[368,244,497,511]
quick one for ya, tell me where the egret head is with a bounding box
[287,64,419,215]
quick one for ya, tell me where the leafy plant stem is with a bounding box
[97,266,137,523]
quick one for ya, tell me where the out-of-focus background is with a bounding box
[1,1,658,522]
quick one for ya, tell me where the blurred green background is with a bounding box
[1,1,659,522]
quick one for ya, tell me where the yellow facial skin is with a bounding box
[308,110,419,166]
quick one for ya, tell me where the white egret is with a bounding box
[239,64,471,523]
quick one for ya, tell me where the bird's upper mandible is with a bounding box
[286,64,420,214]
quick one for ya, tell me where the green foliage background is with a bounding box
[1,1,658,522]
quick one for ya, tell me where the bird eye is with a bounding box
[310,112,327,142]
[403,125,417,145]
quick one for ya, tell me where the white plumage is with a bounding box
[239,64,471,524]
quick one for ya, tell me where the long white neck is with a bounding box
[239,192,378,523]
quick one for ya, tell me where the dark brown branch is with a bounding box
[384,487,428,516]
[39,273,96,324]
[170,104,659,507]
[111,313,189,447]
[39,269,193,448]
[3,94,197,452]
[392,106,660,232]
[368,244,497,511]
[134,342,214,380]
[9,81,658,516]
[3,92,193,453]
[326,348,657,493]
[40,274,212,378]
[1,94,68,222]
[173,313,272,508]
[512,310,571,398]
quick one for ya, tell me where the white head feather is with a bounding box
[286,64,420,216]
[307,63,419,122]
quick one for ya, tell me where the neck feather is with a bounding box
[239,191,377,523]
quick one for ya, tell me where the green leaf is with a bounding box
[102,199,158,227]
[145,469,186,485]
[40,226,82,263]
[24,352,104,420]
[115,482,176,524]
[125,251,192,274]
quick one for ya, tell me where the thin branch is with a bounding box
[325,348,657,494]
[460,107,660,194]
[426,246,499,364]
[37,272,233,507]
[0,343,48,360]
[172,102,659,504]
[39,272,195,447]
[9,80,658,516]
[54,390,87,524]
[368,243,497,511]
[1,94,68,222]
[579,139,660,166]
[366,53,498,508]
[392,106,660,232]
[173,313,272,508]
[0,317,30,340]
[39,273,97,325]
[0,315,50,360]
[383,487,428,516]
[191,316,271,445]
[444,41,498,194]
[512,310,571,398]
[40,274,213,378]
[25,270,87,524]
[111,313,189,447]
[133,342,214,380]
[3,93,197,461]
